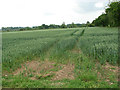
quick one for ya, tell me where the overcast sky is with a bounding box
[0,0,110,28]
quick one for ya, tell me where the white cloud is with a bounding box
[0,0,109,28]
[95,2,104,8]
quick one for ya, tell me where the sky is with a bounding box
[0,0,110,28]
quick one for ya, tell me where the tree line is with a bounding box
[92,1,120,27]
[2,22,89,31]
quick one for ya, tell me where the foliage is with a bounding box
[67,22,77,28]
[2,23,87,32]
[92,1,120,27]
[61,22,67,28]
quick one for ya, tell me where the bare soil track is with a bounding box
[13,60,75,81]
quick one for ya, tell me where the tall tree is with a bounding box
[92,1,120,27]
[61,22,67,28]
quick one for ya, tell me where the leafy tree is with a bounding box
[41,24,48,29]
[61,22,67,28]
[92,1,120,27]
[86,21,90,27]
[106,1,120,26]
[71,22,77,28]
[49,24,60,29]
